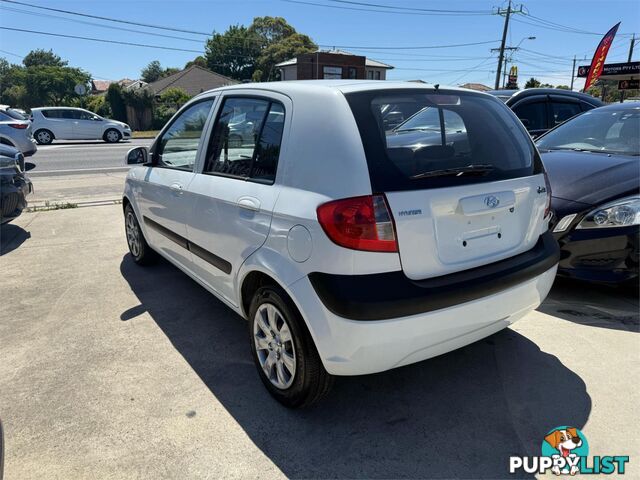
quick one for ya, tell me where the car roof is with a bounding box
[488,88,603,105]
[193,80,488,100]
[32,106,86,110]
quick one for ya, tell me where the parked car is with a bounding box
[30,107,131,144]
[0,107,37,157]
[537,103,639,284]
[0,143,32,224]
[486,88,603,137]
[122,81,558,407]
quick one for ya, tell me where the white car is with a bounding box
[31,107,131,144]
[122,81,559,408]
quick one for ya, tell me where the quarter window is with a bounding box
[156,99,214,171]
[204,97,285,184]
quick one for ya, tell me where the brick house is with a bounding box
[276,50,393,81]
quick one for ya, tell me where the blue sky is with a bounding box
[1,0,638,90]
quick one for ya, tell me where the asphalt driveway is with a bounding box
[0,206,638,479]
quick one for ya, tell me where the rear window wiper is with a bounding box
[410,164,494,179]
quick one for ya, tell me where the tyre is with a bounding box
[124,204,156,265]
[249,284,333,408]
[34,129,54,145]
[104,128,122,143]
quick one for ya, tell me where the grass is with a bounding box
[132,130,159,138]
[28,201,78,212]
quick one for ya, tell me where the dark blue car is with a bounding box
[536,103,639,284]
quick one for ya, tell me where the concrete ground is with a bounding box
[0,205,638,480]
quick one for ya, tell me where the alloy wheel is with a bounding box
[37,131,51,144]
[125,210,141,258]
[106,130,120,142]
[253,303,297,389]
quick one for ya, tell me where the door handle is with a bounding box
[169,183,184,195]
[237,196,260,212]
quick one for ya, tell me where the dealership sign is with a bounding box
[618,79,639,90]
[577,61,640,78]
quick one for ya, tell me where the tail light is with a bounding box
[543,171,552,218]
[8,123,28,129]
[316,194,398,252]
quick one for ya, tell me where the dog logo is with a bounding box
[542,426,589,476]
[484,195,500,208]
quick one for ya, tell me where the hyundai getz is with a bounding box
[122,81,559,408]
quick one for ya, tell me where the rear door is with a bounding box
[348,90,549,280]
[186,93,289,305]
[511,96,549,137]
[43,109,74,138]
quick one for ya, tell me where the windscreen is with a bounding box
[346,89,539,191]
[536,107,640,156]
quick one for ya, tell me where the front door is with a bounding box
[137,98,216,267]
[74,110,103,139]
[186,94,289,305]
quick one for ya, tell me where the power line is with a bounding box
[317,40,501,50]
[0,5,204,43]
[282,0,491,16]
[324,0,492,15]
[0,26,205,53]
[0,48,23,58]
[0,0,212,36]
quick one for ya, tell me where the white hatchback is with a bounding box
[31,107,131,144]
[122,81,559,408]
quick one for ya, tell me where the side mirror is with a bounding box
[126,146,149,165]
[92,116,102,121]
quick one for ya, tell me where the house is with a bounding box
[90,80,113,94]
[146,65,238,97]
[459,83,492,92]
[276,50,393,81]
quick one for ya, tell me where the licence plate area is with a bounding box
[386,175,546,280]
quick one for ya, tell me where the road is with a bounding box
[1,204,638,479]
[26,139,153,176]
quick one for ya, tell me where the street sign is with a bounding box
[618,79,639,90]
[74,84,87,96]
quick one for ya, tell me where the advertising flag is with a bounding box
[583,22,621,92]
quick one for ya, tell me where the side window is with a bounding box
[42,110,60,118]
[204,97,284,184]
[61,109,80,120]
[513,101,547,130]
[156,99,214,171]
[551,102,581,126]
[78,110,95,120]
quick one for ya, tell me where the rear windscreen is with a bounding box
[346,89,541,192]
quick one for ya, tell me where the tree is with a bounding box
[556,85,570,90]
[185,56,207,69]
[524,77,541,89]
[153,87,191,128]
[205,25,261,81]
[106,83,127,122]
[23,49,67,68]
[141,60,164,83]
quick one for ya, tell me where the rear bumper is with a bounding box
[290,264,557,376]
[309,231,560,320]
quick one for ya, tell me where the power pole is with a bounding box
[491,46,519,88]
[494,2,524,89]
[570,55,576,91]
[621,33,636,102]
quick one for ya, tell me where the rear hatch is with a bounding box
[346,89,549,280]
